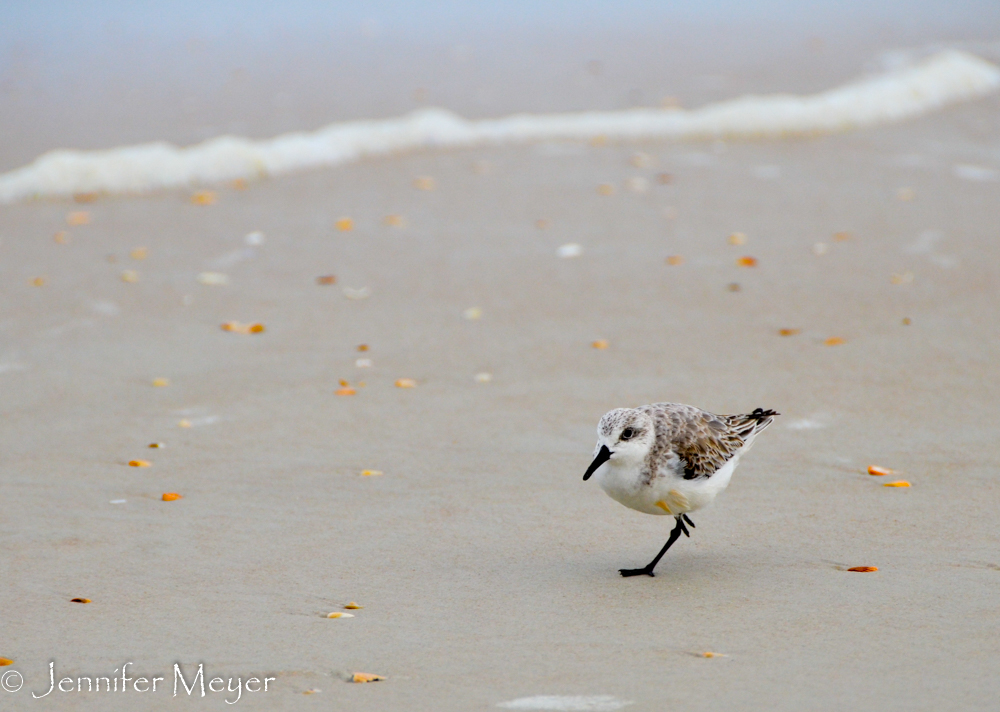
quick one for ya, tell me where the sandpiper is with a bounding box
[583,403,778,577]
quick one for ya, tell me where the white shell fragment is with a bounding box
[557,243,582,258]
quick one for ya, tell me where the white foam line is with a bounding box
[498,695,633,711]
[2,50,997,203]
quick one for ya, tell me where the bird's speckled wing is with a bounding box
[639,403,777,480]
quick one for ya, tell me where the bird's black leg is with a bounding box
[620,516,688,577]
[682,514,695,529]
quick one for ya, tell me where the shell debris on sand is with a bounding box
[778,328,801,336]
[591,340,610,349]
[344,602,363,609]
[327,612,355,619]
[151,377,170,387]
[352,673,385,683]
[128,460,151,467]
[343,286,371,300]
[66,211,90,226]
[130,247,148,260]
[665,255,683,266]
[335,217,354,231]
[360,470,383,476]
[197,272,230,286]
[0,658,13,666]
[384,214,405,226]
[868,465,895,476]
[70,598,91,603]
[847,566,878,572]
[316,275,337,285]
[557,243,582,258]
[824,337,845,346]
[596,183,615,196]
[221,321,265,334]
[728,232,747,245]
[162,492,183,501]
[884,481,911,487]
[148,442,165,448]
[395,378,417,388]
[474,372,493,383]
[190,190,217,205]
[736,256,758,267]
[120,270,139,283]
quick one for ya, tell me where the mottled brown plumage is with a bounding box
[638,403,778,480]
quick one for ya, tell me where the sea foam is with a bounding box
[1,50,997,203]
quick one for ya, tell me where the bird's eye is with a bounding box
[621,428,634,440]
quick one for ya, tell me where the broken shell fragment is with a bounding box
[824,337,845,346]
[352,673,385,683]
[128,460,151,467]
[326,612,355,619]
[178,419,192,428]
[335,217,354,231]
[344,602,363,609]
[665,255,683,266]
[130,247,148,260]
[384,214,405,227]
[596,183,615,196]
[847,566,878,572]
[70,598,91,603]
[474,372,493,383]
[736,256,758,267]
[361,470,383,476]
[591,340,609,349]
[67,211,91,226]
[120,270,139,283]
[191,190,217,205]
[221,321,265,334]
[395,378,417,388]
[148,442,165,448]
[152,377,170,387]
[0,657,13,666]
[867,465,894,476]
[197,272,230,286]
[728,232,747,245]
[316,275,337,285]
[162,492,183,501]
[884,481,911,488]
[335,388,357,396]
[557,243,582,258]
[778,329,801,337]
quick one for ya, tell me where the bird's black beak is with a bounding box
[583,445,612,481]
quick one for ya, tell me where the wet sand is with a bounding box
[2,12,1000,712]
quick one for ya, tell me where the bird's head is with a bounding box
[583,408,655,480]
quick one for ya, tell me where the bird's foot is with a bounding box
[619,566,655,578]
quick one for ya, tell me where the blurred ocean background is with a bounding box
[3,0,1000,173]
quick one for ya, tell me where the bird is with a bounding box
[583,403,778,577]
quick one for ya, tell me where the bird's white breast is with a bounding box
[594,455,740,516]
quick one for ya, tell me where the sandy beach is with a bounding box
[2,4,1000,710]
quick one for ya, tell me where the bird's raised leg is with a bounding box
[620,516,688,577]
